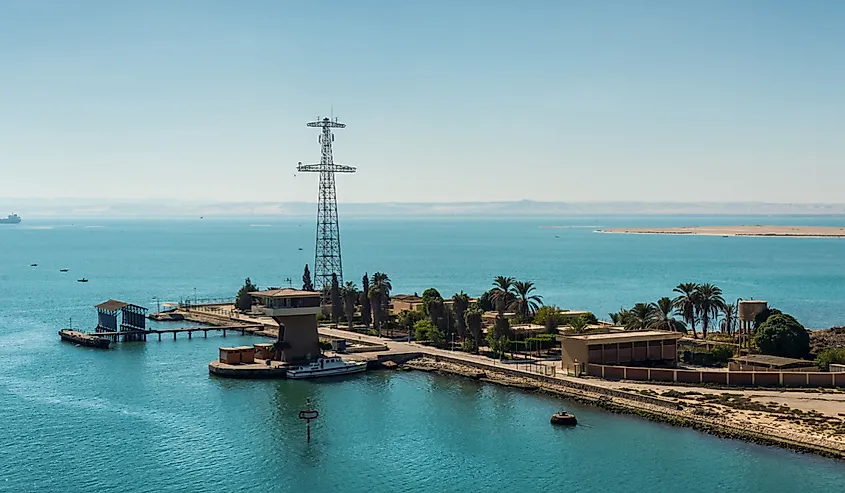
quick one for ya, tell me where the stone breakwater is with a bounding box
[396,357,845,461]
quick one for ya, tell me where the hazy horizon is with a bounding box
[4,198,845,218]
[2,1,845,204]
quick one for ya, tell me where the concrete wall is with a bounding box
[274,314,321,363]
[427,354,681,410]
[585,363,845,388]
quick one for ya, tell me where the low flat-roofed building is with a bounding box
[830,363,845,373]
[728,354,817,372]
[390,294,479,315]
[559,330,683,376]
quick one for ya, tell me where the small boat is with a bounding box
[286,357,367,379]
[59,269,69,272]
[550,412,577,426]
[77,278,88,283]
[298,247,303,251]
[30,263,37,267]
[58,329,111,349]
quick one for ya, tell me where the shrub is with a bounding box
[413,319,444,346]
[754,313,810,358]
[816,348,845,371]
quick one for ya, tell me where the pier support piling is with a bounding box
[158,333,161,341]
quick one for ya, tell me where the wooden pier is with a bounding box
[92,324,263,341]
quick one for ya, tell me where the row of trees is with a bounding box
[607,281,814,358]
[609,283,737,339]
[311,266,393,335]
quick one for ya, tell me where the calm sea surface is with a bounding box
[2,216,845,492]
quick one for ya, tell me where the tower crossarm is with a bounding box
[296,163,357,173]
[307,119,346,129]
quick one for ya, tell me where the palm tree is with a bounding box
[342,281,358,330]
[464,306,483,353]
[650,297,686,332]
[567,317,589,334]
[451,292,470,339]
[490,276,516,315]
[369,272,392,335]
[695,283,726,339]
[672,282,700,338]
[510,280,543,321]
[721,303,737,335]
[609,307,631,326]
[625,302,657,331]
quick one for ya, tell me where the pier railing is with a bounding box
[512,362,557,377]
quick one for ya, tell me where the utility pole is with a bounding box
[297,117,356,295]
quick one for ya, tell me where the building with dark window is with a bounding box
[559,331,683,376]
[249,289,322,363]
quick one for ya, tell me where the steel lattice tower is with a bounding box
[297,117,356,292]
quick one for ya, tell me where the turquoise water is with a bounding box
[2,216,845,491]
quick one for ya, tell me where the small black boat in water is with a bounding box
[77,278,88,283]
[550,412,577,426]
[60,269,69,272]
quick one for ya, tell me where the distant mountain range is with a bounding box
[3,198,845,218]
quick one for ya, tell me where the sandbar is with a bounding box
[598,225,845,238]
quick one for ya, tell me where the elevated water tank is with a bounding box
[738,300,768,321]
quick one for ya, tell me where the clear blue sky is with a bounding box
[1,1,843,203]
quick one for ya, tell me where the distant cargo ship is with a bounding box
[0,213,21,224]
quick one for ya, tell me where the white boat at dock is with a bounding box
[286,357,367,379]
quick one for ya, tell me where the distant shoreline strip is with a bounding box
[597,226,845,238]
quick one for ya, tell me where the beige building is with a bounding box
[250,288,322,363]
[559,331,683,376]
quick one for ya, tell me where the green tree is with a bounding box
[567,317,588,334]
[360,273,372,328]
[487,314,513,358]
[414,319,444,346]
[511,280,543,321]
[398,309,425,338]
[694,283,726,339]
[464,306,484,353]
[477,290,495,311]
[754,307,782,330]
[421,288,442,315]
[369,272,392,335]
[534,305,561,326]
[720,303,737,335]
[451,292,470,339]
[302,264,314,291]
[754,313,810,358]
[490,276,516,315]
[330,273,342,326]
[544,310,559,334]
[815,348,845,371]
[235,277,258,312]
[672,282,700,338]
[609,307,632,326]
[625,302,657,331]
[650,297,687,332]
[342,281,359,330]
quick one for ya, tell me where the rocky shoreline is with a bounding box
[394,357,845,461]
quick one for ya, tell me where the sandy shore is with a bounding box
[400,357,845,460]
[598,225,845,237]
